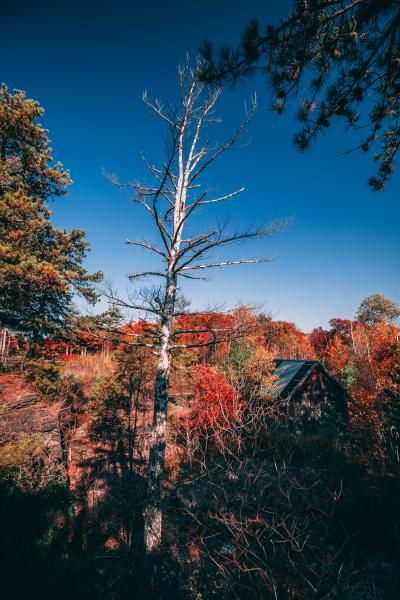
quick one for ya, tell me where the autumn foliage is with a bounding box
[192,366,244,426]
[0,80,399,600]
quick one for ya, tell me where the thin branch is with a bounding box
[125,240,167,258]
[189,96,257,183]
[142,90,179,129]
[179,257,274,272]
[129,271,167,280]
[176,220,286,272]
[187,186,245,208]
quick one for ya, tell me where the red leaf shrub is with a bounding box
[191,366,245,427]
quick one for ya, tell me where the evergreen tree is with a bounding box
[0,85,101,342]
[199,0,400,189]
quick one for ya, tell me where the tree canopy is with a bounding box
[199,0,400,190]
[356,293,400,324]
[0,85,101,341]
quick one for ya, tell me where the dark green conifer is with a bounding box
[199,1,400,189]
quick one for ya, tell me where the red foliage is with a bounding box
[43,331,104,358]
[191,366,245,426]
[172,312,236,365]
[119,319,155,341]
[329,318,358,340]
[311,319,360,362]
[309,327,333,359]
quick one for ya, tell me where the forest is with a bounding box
[1,1,400,599]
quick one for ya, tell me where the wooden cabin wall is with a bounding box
[290,367,348,432]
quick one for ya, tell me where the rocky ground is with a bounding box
[0,373,64,471]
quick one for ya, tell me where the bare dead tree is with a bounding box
[109,60,285,557]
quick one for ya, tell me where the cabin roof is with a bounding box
[270,359,347,401]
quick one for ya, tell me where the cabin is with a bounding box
[270,359,349,433]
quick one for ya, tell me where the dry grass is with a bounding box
[60,352,115,394]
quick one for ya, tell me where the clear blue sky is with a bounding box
[2,0,399,331]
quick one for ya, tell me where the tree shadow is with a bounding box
[3,405,399,600]
[0,409,188,600]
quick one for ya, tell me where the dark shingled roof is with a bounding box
[270,359,349,402]
[270,360,319,400]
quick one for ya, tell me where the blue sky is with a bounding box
[2,0,399,331]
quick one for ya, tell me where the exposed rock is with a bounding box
[6,392,38,410]
[0,373,66,482]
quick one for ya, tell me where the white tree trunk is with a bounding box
[144,272,177,554]
[0,328,9,367]
[125,69,263,558]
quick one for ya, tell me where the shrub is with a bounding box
[193,366,243,427]
[24,358,61,400]
[0,432,43,470]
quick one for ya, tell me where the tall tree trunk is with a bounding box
[144,272,176,555]
[132,70,260,559]
[0,328,8,367]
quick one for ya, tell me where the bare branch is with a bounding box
[189,95,257,183]
[142,90,179,129]
[100,284,160,316]
[129,271,166,280]
[176,220,287,272]
[179,273,209,281]
[126,240,167,258]
[172,328,214,337]
[187,186,245,208]
[180,257,274,272]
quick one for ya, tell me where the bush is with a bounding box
[24,358,61,400]
[0,432,44,473]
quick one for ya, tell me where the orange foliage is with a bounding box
[325,335,350,378]
[316,319,400,459]
[261,316,314,359]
